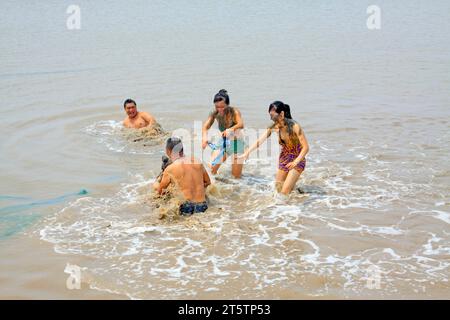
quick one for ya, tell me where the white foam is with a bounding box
[382,248,402,259]
[369,226,403,236]
[208,256,230,276]
[299,239,320,263]
[84,120,160,155]
[409,209,450,225]
[36,139,450,299]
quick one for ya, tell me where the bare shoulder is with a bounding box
[141,111,155,120]
[164,163,180,180]
[268,122,278,130]
[232,106,242,115]
[180,156,199,166]
[190,157,204,167]
[140,111,152,117]
[293,122,303,134]
[164,162,176,173]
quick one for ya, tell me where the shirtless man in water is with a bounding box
[153,137,211,216]
[122,98,157,129]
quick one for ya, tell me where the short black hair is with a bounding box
[123,98,136,108]
[166,137,184,156]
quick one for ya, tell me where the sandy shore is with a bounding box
[0,233,126,299]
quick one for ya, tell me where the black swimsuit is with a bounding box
[179,201,208,216]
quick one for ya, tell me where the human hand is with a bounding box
[238,151,249,163]
[286,160,299,170]
[221,129,232,138]
[202,138,208,149]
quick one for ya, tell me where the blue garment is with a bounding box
[179,201,208,216]
[208,138,229,166]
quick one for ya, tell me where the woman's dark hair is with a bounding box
[268,101,297,145]
[268,101,292,119]
[213,89,230,105]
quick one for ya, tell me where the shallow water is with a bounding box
[0,0,449,299]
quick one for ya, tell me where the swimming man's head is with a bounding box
[166,137,184,159]
[123,98,138,118]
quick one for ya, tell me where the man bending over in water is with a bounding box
[123,98,157,129]
[153,137,211,216]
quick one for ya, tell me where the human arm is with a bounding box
[156,168,172,195]
[286,124,309,170]
[141,112,156,126]
[202,165,211,188]
[222,108,244,138]
[202,114,215,149]
[240,127,272,161]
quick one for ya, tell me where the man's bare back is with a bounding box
[158,157,211,202]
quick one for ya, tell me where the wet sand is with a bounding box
[0,234,125,299]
